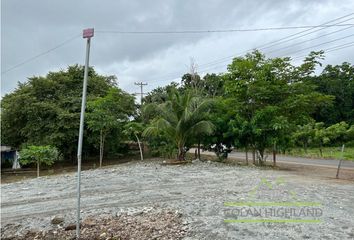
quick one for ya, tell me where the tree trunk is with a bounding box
[135,133,144,161]
[245,146,249,165]
[319,143,323,157]
[252,148,256,165]
[273,142,277,167]
[197,140,201,160]
[178,145,185,161]
[258,149,265,166]
[37,159,40,178]
[99,130,104,167]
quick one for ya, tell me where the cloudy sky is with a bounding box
[1,0,354,97]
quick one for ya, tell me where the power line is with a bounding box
[196,13,354,69]
[280,33,354,57]
[292,41,354,60]
[264,25,354,55]
[1,34,80,75]
[146,13,354,84]
[96,23,354,34]
[325,42,354,53]
[149,41,354,85]
[255,17,354,52]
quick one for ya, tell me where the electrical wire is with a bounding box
[264,25,354,55]
[146,13,354,84]
[280,33,354,57]
[96,23,354,34]
[292,41,354,60]
[1,34,81,75]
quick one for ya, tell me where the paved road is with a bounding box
[192,149,354,170]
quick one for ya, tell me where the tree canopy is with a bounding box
[2,50,353,165]
[1,65,133,161]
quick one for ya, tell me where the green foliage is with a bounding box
[2,51,352,166]
[201,98,235,159]
[223,50,332,164]
[87,88,135,166]
[310,62,354,125]
[20,145,59,166]
[143,89,215,160]
[87,88,135,133]
[123,122,144,141]
[292,121,354,156]
[143,82,180,105]
[1,65,124,160]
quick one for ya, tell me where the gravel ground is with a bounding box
[1,159,354,239]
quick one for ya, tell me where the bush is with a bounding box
[20,145,59,177]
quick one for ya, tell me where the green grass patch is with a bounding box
[287,147,354,161]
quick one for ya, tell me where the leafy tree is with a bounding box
[292,122,316,153]
[143,90,215,161]
[181,73,201,90]
[202,99,235,161]
[325,121,349,145]
[310,62,354,125]
[1,65,117,161]
[87,88,135,167]
[20,145,59,177]
[143,82,180,105]
[313,122,330,157]
[123,122,145,161]
[224,50,332,165]
[200,73,225,98]
[229,116,254,164]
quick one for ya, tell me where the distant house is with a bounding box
[1,146,17,168]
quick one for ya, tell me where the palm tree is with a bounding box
[143,90,215,161]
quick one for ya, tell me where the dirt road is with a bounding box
[1,160,354,239]
[191,149,354,169]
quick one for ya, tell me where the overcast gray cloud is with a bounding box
[1,0,354,96]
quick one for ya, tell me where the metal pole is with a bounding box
[76,34,92,239]
[140,83,143,105]
[336,144,345,179]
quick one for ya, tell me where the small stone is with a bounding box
[83,218,96,227]
[64,223,79,231]
[99,232,107,238]
[51,216,64,225]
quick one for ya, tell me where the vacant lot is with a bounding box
[1,159,354,239]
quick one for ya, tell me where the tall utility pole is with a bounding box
[76,28,94,239]
[134,81,147,105]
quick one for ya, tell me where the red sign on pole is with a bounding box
[83,28,94,38]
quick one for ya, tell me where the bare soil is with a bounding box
[1,158,354,239]
[1,210,186,240]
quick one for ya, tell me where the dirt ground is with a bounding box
[1,158,354,239]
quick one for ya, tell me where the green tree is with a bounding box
[87,88,135,167]
[310,62,354,125]
[143,82,180,105]
[292,122,316,153]
[20,145,59,177]
[326,121,349,145]
[143,90,215,161]
[202,99,235,161]
[123,122,145,161]
[200,73,225,98]
[1,65,117,161]
[224,50,332,165]
[313,122,330,157]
